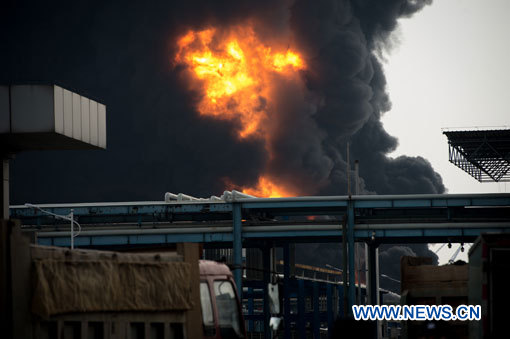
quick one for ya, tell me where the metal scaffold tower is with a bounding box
[443,128,510,182]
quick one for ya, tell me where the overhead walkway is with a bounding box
[11,193,510,246]
[9,192,510,320]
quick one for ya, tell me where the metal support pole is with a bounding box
[366,242,380,305]
[354,160,359,195]
[346,142,351,196]
[338,280,345,318]
[356,243,361,305]
[342,216,348,316]
[297,279,306,339]
[70,209,74,250]
[270,245,276,283]
[365,243,369,304]
[375,247,380,307]
[0,229,9,337]
[283,244,291,339]
[313,282,320,338]
[367,243,381,339]
[326,284,333,334]
[263,244,271,339]
[347,199,355,314]
[1,158,11,338]
[232,203,242,292]
[248,287,253,332]
[1,159,8,221]
[354,160,361,305]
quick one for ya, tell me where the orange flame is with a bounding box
[175,26,305,139]
[175,25,306,197]
[241,176,297,198]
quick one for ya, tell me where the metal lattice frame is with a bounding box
[444,129,510,182]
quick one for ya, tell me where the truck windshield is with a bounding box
[213,280,243,339]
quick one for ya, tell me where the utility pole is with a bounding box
[354,160,362,305]
[1,155,12,338]
[343,142,350,315]
[1,157,8,221]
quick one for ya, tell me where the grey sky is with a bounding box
[382,0,510,263]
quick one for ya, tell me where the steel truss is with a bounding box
[444,129,510,182]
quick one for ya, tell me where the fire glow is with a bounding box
[240,176,297,198]
[175,26,306,197]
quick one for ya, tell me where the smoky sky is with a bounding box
[1,0,442,287]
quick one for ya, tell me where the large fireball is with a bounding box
[175,25,306,197]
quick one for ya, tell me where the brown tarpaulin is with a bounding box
[31,258,192,317]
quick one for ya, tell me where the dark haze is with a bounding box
[1,0,441,291]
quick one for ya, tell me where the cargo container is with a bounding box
[468,233,510,339]
[3,221,245,339]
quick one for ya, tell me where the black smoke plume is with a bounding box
[1,0,441,291]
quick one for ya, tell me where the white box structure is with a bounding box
[0,84,106,151]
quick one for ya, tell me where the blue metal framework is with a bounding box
[11,194,510,245]
[243,278,340,338]
[9,193,510,323]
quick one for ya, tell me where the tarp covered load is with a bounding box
[31,246,193,317]
[401,256,468,294]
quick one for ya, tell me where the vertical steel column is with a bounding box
[232,203,243,292]
[298,279,306,339]
[248,287,253,332]
[0,158,11,337]
[263,244,271,339]
[283,244,291,339]
[366,242,380,339]
[367,243,380,305]
[354,160,362,306]
[1,159,8,220]
[347,199,355,314]
[342,217,348,316]
[338,282,344,317]
[326,284,333,336]
[313,282,320,338]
